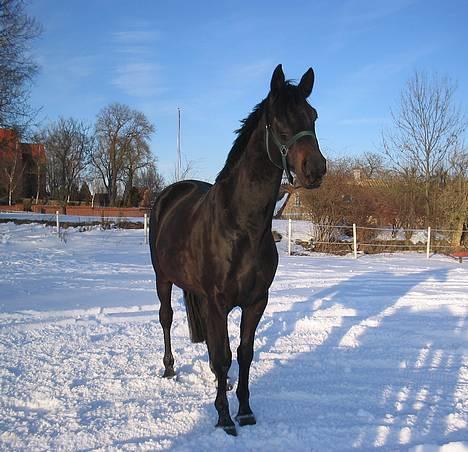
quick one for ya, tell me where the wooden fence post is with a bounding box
[353,223,357,259]
[426,226,431,259]
[144,213,148,244]
[56,211,60,235]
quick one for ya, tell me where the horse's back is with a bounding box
[149,180,212,275]
[151,180,211,221]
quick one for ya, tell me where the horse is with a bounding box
[149,64,326,436]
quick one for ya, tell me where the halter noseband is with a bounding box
[265,125,315,184]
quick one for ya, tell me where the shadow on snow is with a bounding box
[147,263,466,450]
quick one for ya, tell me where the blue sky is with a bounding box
[29,0,468,182]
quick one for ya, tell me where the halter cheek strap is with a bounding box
[265,125,315,184]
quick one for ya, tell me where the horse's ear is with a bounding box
[270,64,285,95]
[298,68,315,98]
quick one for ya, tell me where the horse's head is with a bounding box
[265,64,326,189]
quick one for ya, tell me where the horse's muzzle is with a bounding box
[294,176,323,189]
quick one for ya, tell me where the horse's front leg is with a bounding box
[205,309,236,435]
[236,296,268,426]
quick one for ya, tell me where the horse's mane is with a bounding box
[215,81,301,183]
[215,98,266,183]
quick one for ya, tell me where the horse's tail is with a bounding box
[183,291,206,343]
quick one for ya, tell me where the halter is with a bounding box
[265,124,316,184]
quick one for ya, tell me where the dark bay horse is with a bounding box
[149,64,326,436]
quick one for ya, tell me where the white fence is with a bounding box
[0,210,150,244]
[1,211,466,259]
[273,218,466,259]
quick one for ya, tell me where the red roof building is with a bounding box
[0,128,46,203]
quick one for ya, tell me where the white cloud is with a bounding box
[228,60,274,82]
[112,62,164,98]
[327,0,416,52]
[338,117,387,126]
[338,0,416,26]
[112,30,160,45]
[110,27,164,98]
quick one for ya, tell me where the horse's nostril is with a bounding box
[303,158,326,179]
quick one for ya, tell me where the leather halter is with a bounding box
[265,125,315,184]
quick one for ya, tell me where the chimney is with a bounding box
[353,169,361,181]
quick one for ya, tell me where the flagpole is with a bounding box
[176,107,181,181]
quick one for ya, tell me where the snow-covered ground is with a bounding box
[0,222,467,451]
[0,210,145,224]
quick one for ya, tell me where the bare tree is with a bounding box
[136,160,165,207]
[355,152,386,179]
[0,0,41,131]
[170,155,196,183]
[92,103,154,206]
[440,147,468,246]
[30,132,46,203]
[42,118,93,203]
[383,71,466,220]
[0,129,23,204]
[122,136,153,206]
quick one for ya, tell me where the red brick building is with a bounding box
[0,128,46,204]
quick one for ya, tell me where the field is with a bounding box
[0,222,467,451]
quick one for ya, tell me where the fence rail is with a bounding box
[1,211,466,259]
[278,218,467,259]
[0,210,150,244]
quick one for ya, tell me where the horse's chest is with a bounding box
[213,244,277,302]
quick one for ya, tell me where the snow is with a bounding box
[376,228,408,242]
[0,222,467,451]
[0,210,145,224]
[375,228,431,245]
[274,192,289,216]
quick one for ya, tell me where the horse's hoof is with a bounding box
[162,368,176,378]
[216,424,237,436]
[235,413,256,426]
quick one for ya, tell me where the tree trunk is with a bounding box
[451,216,467,248]
[35,164,40,204]
[425,180,431,224]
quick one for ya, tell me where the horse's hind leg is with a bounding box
[156,278,175,378]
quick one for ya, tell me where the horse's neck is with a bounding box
[214,122,283,233]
